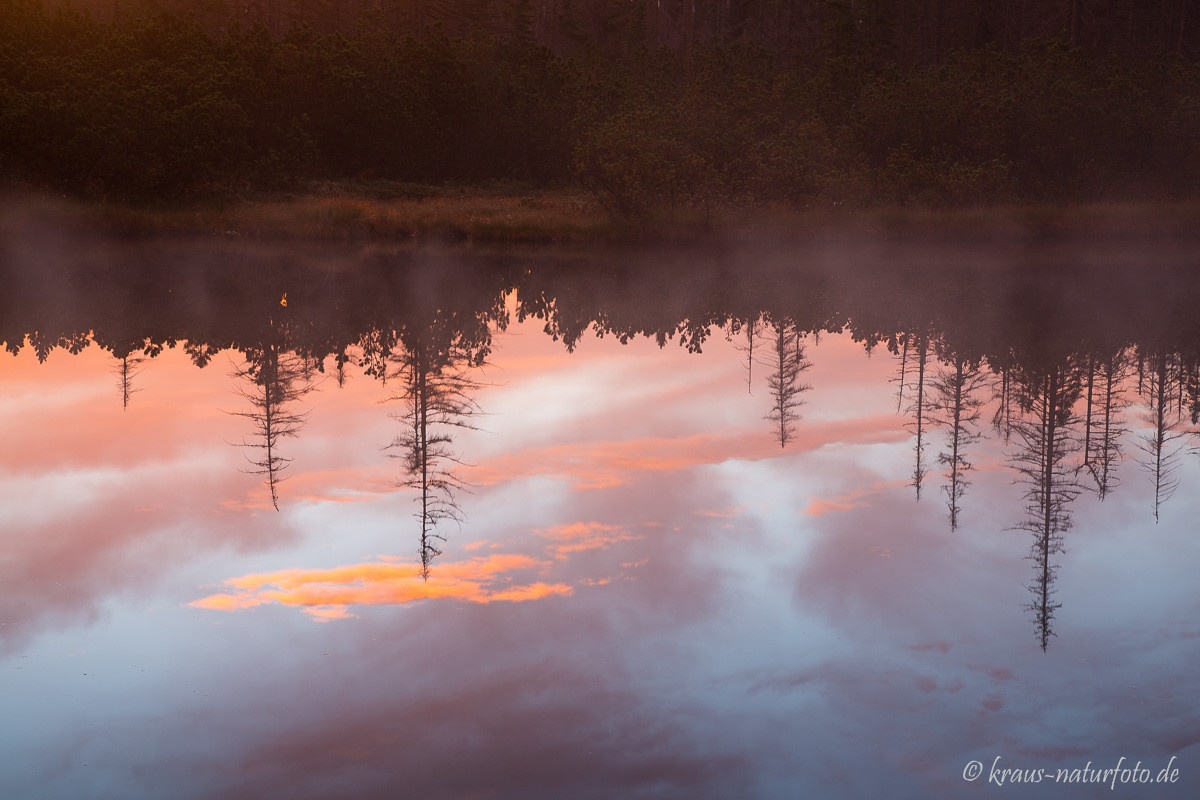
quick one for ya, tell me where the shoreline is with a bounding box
[5,187,1200,246]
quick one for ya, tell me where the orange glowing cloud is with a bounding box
[804,499,857,516]
[537,521,641,559]
[190,592,268,611]
[190,553,572,620]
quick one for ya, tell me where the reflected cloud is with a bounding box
[191,553,573,620]
[469,416,907,490]
[537,521,641,559]
[803,479,907,516]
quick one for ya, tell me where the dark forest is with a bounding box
[3,0,1199,207]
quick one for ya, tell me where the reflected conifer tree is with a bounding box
[892,334,910,412]
[764,319,813,448]
[1136,350,1187,521]
[731,314,764,394]
[112,350,148,409]
[1008,360,1083,651]
[928,349,986,530]
[332,347,356,389]
[1186,357,1200,423]
[386,328,484,579]
[991,361,1015,443]
[901,333,932,500]
[1081,349,1130,499]
[230,333,314,511]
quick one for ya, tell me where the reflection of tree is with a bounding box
[901,333,931,500]
[892,334,910,412]
[332,347,356,389]
[1186,357,1200,423]
[1136,351,1187,522]
[387,331,483,579]
[231,341,314,511]
[764,319,813,448]
[1009,361,1083,651]
[359,328,398,385]
[1081,349,1130,500]
[110,340,165,409]
[928,350,986,530]
[991,362,1015,442]
[731,314,764,394]
[113,352,147,409]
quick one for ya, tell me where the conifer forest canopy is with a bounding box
[2,0,1199,206]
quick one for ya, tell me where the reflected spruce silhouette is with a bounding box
[928,348,986,531]
[385,326,486,580]
[229,318,315,512]
[900,333,933,501]
[112,350,148,409]
[731,314,764,395]
[1007,359,1084,651]
[1081,348,1131,500]
[1136,350,1188,522]
[764,319,813,448]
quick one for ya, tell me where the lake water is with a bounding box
[2,226,1199,799]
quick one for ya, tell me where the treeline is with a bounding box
[52,0,1200,62]
[2,0,1199,206]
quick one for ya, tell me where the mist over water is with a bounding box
[3,219,1200,799]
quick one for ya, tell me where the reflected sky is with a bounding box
[3,288,1200,799]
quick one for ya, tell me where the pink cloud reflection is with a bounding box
[467,416,908,490]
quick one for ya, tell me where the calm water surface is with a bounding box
[2,229,1199,799]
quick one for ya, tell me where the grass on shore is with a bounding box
[9,182,1200,244]
[87,187,610,242]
